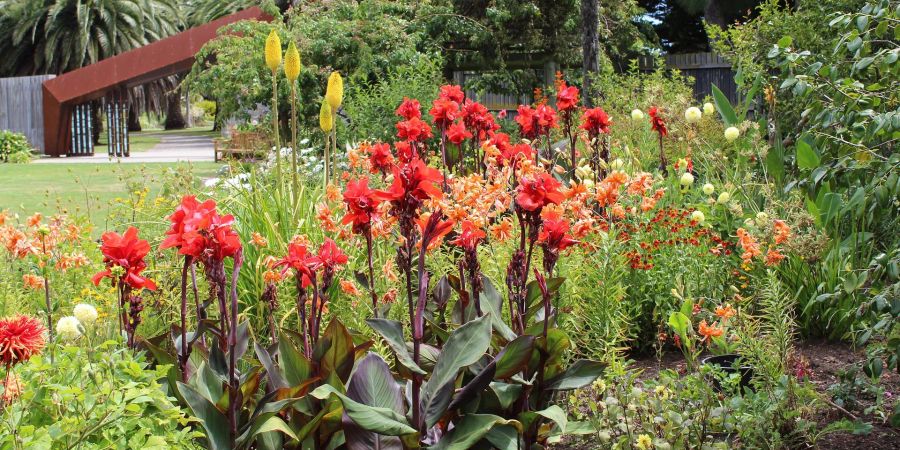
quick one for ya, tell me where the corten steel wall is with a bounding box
[0,75,55,153]
[41,7,269,156]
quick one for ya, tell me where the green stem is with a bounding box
[290,85,299,206]
[272,72,281,187]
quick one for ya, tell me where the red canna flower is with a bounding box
[429,98,460,128]
[450,220,486,251]
[461,100,499,141]
[160,196,217,252]
[395,97,422,120]
[538,214,579,252]
[649,106,668,137]
[317,238,348,271]
[446,122,473,145]
[581,107,611,138]
[342,178,382,234]
[516,173,565,212]
[416,212,455,251]
[395,141,417,162]
[274,242,321,287]
[396,117,433,142]
[366,142,395,174]
[439,84,465,104]
[92,226,157,291]
[556,84,580,111]
[375,159,444,204]
[0,315,46,367]
[515,105,539,139]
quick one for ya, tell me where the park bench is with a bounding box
[214,131,269,162]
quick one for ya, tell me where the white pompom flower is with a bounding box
[724,126,740,142]
[631,109,644,121]
[74,304,98,324]
[56,316,82,340]
[703,102,715,115]
[679,172,695,186]
[702,183,715,195]
[691,210,706,224]
[684,107,702,124]
[717,192,731,204]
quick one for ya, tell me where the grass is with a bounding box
[0,162,222,228]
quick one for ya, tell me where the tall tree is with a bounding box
[581,0,599,107]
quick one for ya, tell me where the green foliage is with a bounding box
[0,0,182,76]
[1,341,202,449]
[0,130,33,163]
[344,55,443,142]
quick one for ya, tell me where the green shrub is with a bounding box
[1,341,202,449]
[0,130,34,163]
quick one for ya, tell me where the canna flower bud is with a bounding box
[265,30,282,73]
[284,41,301,83]
[320,100,333,132]
[326,71,343,111]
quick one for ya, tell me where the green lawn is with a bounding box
[0,162,222,227]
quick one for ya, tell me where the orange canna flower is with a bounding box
[715,304,736,320]
[490,217,514,243]
[251,232,268,247]
[736,228,762,263]
[765,248,785,266]
[698,320,724,342]
[381,289,398,304]
[610,203,626,219]
[382,259,399,283]
[340,279,362,296]
[291,234,311,247]
[26,213,42,228]
[23,274,45,290]
[326,184,342,202]
[773,220,791,245]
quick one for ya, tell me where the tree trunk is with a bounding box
[212,100,222,131]
[704,0,726,29]
[581,0,600,108]
[127,107,142,132]
[165,89,186,130]
[91,101,102,145]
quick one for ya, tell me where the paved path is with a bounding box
[35,131,216,163]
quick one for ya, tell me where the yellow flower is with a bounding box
[320,100,333,132]
[264,30,282,73]
[284,41,301,83]
[325,71,343,111]
[636,434,653,450]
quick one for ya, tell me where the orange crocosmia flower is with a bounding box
[765,248,785,266]
[290,234,311,247]
[490,217,514,243]
[698,320,724,342]
[22,274,45,290]
[340,279,362,297]
[773,220,791,245]
[715,304,736,320]
[640,196,657,212]
[251,232,268,248]
[610,203,626,219]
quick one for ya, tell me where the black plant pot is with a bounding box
[702,354,754,391]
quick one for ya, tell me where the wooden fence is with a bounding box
[0,75,55,153]
[639,52,739,104]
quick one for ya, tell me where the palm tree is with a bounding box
[0,0,181,76]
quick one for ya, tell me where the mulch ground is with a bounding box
[555,339,900,449]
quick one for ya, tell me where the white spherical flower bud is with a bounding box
[724,126,740,142]
[703,102,715,115]
[684,106,702,124]
[691,210,706,224]
[702,183,715,195]
[73,304,98,324]
[717,192,731,204]
[679,172,695,186]
[631,109,644,121]
[756,211,769,222]
[610,158,624,170]
[56,316,82,340]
